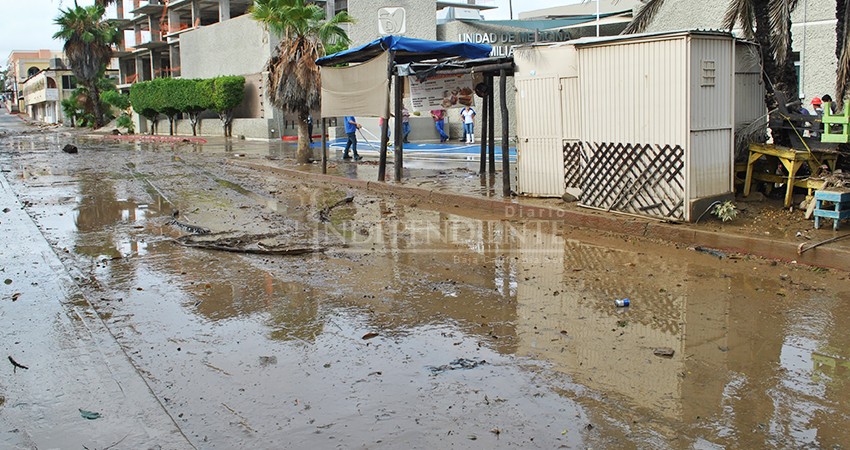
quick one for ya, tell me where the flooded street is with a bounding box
[2,124,850,449]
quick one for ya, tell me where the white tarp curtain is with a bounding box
[321,52,389,117]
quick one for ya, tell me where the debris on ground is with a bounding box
[62,144,78,154]
[79,409,101,420]
[689,246,726,259]
[317,195,354,222]
[653,348,675,358]
[175,232,325,255]
[167,210,210,235]
[361,332,379,340]
[798,232,850,255]
[8,355,28,372]
[428,358,487,374]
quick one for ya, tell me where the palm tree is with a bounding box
[251,0,353,164]
[53,1,118,128]
[623,0,800,144]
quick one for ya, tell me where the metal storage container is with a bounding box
[514,31,764,222]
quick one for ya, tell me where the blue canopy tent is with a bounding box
[316,36,513,193]
[316,35,492,66]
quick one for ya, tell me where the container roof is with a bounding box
[316,35,492,66]
[570,29,734,47]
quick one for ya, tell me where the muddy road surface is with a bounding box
[1,124,850,449]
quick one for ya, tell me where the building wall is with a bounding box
[347,0,437,46]
[643,0,839,100]
[180,15,278,79]
[178,14,280,133]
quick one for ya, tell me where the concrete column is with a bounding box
[167,8,180,35]
[169,45,181,77]
[192,0,201,27]
[150,50,162,79]
[116,0,124,19]
[134,23,142,48]
[219,0,231,21]
[134,54,144,81]
[150,16,161,42]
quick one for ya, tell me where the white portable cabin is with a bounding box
[514,30,765,222]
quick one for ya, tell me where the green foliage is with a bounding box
[712,201,738,222]
[61,97,83,127]
[53,2,119,128]
[116,113,134,133]
[101,89,130,111]
[130,76,244,135]
[210,76,245,114]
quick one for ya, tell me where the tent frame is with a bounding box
[317,37,515,196]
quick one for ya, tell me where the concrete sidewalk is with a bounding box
[80,130,850,270]
[232,158,850,271]
[0,174,194,449]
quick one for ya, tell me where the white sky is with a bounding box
[0,0,585,68]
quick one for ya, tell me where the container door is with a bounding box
[515,76,563,197]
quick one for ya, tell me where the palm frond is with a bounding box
[722,0,756,39]
[837,0,850,108]
[769,0,799,65]
[622,0,666,35]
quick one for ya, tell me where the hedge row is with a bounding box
[129,76,245,137]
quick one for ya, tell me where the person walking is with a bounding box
[460,106,476,144]
[430,109,449,142]
[402,107,411,143]
[343,116,362,161]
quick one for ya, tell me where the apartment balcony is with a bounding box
[130,1,165,16]
[25,88,58,105]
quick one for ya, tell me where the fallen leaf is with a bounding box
[362,332,379,340]
[79,409,101,420]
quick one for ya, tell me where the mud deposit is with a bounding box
[2,130,850,449]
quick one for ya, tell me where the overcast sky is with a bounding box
[0,0,584,68]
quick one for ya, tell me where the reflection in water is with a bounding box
[511,223,850,447]
[15,133,849,448]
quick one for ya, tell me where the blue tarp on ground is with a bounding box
[316,35,492,66]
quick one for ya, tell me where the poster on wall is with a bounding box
[409,74,475,112]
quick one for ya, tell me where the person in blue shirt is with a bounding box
[343,116,362,160]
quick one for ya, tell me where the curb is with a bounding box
[232,160,850,271]
[101,135,208,143]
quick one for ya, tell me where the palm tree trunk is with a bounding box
[838,0,846,60]
[754,0,796,147]
[90,82,105,129]
[296,113,311,164]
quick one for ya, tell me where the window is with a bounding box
[701,60,716,87]
[27,66,39,77]
[62,75,77,90]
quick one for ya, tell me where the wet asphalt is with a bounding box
[1,107,850,449]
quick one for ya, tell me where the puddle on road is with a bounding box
[3,135,850,448]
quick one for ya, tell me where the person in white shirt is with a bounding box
[460,106,476,144]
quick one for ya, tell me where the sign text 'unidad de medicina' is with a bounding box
[457,30,571,57]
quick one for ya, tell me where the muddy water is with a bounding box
[2,132,850,449]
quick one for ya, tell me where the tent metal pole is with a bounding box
[479,81,488,174]
[500,69,510,196]
[378,51,395,182]
[393,72,404,182]
[321,117,327,174]
[488,74,496,174]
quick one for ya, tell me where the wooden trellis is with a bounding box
[578,142,685,220]
[563,141,582,191]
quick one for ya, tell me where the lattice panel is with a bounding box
[579,142,685,220]
[563,141,582,190]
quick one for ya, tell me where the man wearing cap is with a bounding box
[811,97,824,115]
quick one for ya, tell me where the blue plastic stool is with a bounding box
[813,189,850,231]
